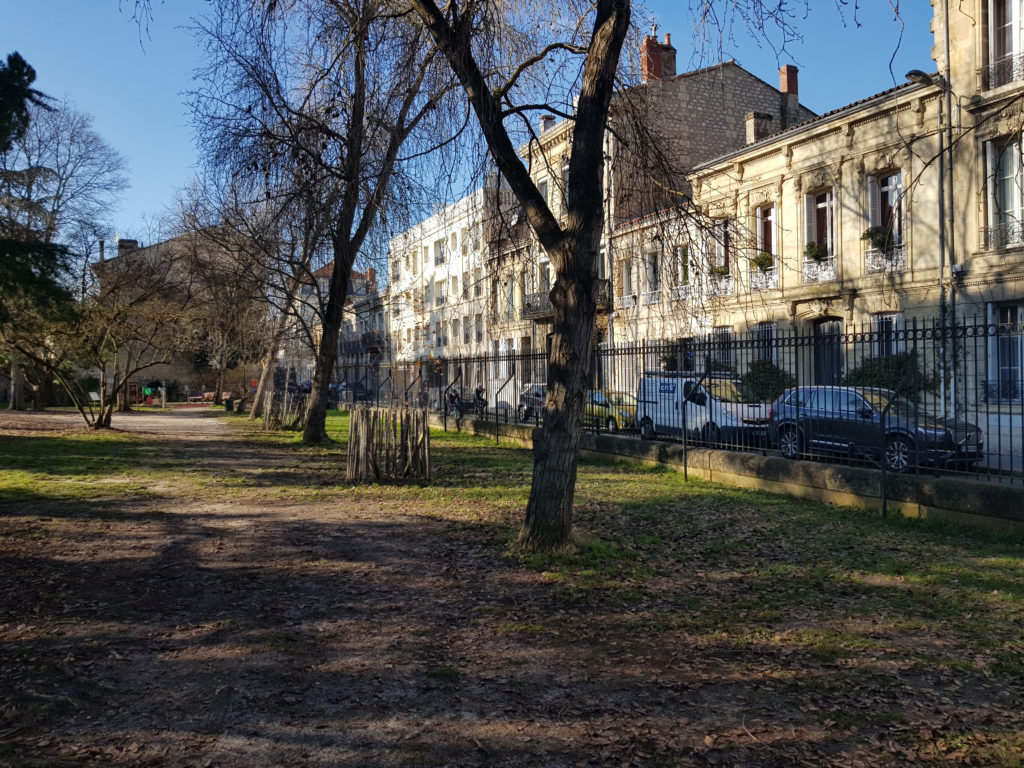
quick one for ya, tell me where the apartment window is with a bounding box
[712,326,735,370]
[423,246,429,265]
[462,271,470,299]
[987,135,1024,247]
[872,312,903,358]
[621,257,634,295]
[461,228,469,256]
[434,240,445,266]
[804,189,835,257]
[391,261,401,282]
[756,204,775,257]
[868,172,904,245]
[538,179,549,206]
[473,267,482,297]
[714,220,732,270]
[463,316,471,345]
[451,275,459,299]
[753,321,777,362]
[990,302,1024,399]
[539,261,551,292]
[989,0,1024,88]
[435,280,446,306]
[674,245,689,285]
[475,313,483,343]
[644,250,660,292]
[451,319,459,345]
[597,246,607,280]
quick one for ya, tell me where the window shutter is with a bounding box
[868,175,881,228]
[987,140,997,230]
[804,194,815,252]
[828,187,837,254]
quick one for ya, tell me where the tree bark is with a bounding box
[411,0,630,550]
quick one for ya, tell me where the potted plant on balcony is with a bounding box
[804,241,829,262]
[750,252,774,272]
[862,226,893,252]
[709,265,730,277]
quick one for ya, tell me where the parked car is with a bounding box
[585,389,636,431]
[635,372,769,445]
[517,383,546,421]
[767,386,984,473]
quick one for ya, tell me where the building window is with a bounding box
[475,314,483,343]
[674,245,689,285]
[714,219,731,270]
[989,302,1024,400]
[872,312,903,358]
[756,204,774,258]
[434,239,445,266]
[989,0,1024,88]
[462,271,470,299]
[644,250,660,293]
[712,326,735,370]
[621,257,634,295]
[435,280,446,306]
[753,321,776,362]
[868,172,904,245]
[538,179,549,206]
[473,267,482,297]
[804,189,835,258]
[987,135,1024,248]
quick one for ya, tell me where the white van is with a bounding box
[635,372,769,445]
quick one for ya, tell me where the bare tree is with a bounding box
[407,0,629,550]
[190,0,453,442]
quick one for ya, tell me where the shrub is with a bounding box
[710,265,730,277]
[862,226,893,251]
[750,252,774,271]
[842,352,937,398]
[804,241,829,261]
[741,359,796,402]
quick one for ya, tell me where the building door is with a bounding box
[813,318,844,385]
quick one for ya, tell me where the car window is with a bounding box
[607,392,636,407]
[708,379,759,403]
[802,390,822,409]
[837,391,863,413]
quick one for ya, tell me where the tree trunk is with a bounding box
[214,338,227,406]
[9,360,23,410]
[302,239,355,443]
[517,243,598,551]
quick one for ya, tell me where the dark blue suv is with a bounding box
[767,386,983,473]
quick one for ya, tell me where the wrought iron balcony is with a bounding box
[985,220,1024,250]
[802,256,837,283]
[639,290,660,306]
[986,52,1024,90]
[522,290,553,318]
[614,294,636,310]
[749,267,778,291]
[669,284,691,302]
[708,275,734,297]
[865,244,906,274]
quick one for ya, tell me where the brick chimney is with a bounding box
[745,111,774,144]
[641,33,676,82]
[366,267,377,291]
[779,64,800,128]
[539,114,555,133]
[116,238,139,259]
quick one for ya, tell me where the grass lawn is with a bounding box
[1,407,1023,766]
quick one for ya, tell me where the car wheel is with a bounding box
[639,417,654,440]
[702,423,721,448]
[606,416,617,433]
[884,435,915,473]
[779,426,801,460]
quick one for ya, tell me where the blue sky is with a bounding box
[3,1,936,241]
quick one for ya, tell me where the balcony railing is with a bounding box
[749,267,778,291]
[708,274,734,297]
[985,220,1024,250]
[987,52,1024,90]
[802,256,837,283]
[522,290,553,318]
[865,244,906,274]
[614,294,636,310]
[670,284,691,302]
[639,290,660,306]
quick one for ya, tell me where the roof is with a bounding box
[691,78,928,173]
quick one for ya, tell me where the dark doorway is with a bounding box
[814,318,844,385]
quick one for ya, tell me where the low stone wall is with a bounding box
[429,414,1024,532]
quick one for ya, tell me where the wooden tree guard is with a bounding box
[346,406,431,483]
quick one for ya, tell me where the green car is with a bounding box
[585,389,637,432]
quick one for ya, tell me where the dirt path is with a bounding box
[2,410,1023,767]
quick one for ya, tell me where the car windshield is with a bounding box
[708,379,759,404]
[606,392,636,408]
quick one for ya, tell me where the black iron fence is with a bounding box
[340,315,1024,485]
